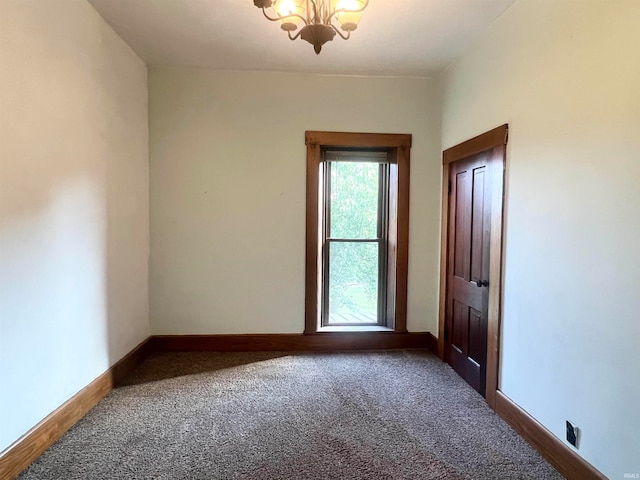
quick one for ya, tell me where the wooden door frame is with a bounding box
[437,124,508,409]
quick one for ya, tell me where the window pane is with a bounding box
[328,241,378,324]
[330,162,379,239]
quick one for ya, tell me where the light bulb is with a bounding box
[273,0,305,30]
[332,0,366,31]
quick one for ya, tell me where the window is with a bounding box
[305,131,411,333]
[322,152,388,326]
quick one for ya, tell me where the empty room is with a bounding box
[1,0,638,478]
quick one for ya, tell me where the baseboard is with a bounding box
[495,391,606,480]
[0,337,152,480]
[152,332,432,352]
[110,337,155,386]
[425,332,438,354]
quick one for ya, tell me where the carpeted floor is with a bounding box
[19,350,563,479]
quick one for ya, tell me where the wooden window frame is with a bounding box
[305,131,411,334]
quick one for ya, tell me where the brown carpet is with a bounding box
[19,350,563,479]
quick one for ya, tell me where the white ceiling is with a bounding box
[88,0,515,77]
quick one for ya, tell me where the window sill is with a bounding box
[316,326,395,333]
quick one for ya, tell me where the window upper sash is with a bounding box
[323,150,389,163]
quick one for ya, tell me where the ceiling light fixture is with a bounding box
[253,0,369,54]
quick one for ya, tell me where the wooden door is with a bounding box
[440,124,507,407]
[445,152,492,395]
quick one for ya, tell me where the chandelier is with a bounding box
[253,0,369,54]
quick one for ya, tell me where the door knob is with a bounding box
[473,280,489,287]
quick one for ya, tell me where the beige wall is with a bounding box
[439,0,640,477]
[0,0,149,452]
[149,67,441,334]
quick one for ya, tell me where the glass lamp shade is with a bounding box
[273,0,306,31]
[332,0,366,32]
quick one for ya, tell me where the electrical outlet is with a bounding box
[566,421,579,448]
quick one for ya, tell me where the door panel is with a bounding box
[445,152,491,396]
[468,308,484,364]
[451,299,468,353]
[453,171,469,279]
[471,168,485,282]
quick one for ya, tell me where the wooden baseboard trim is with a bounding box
[425,332,438,354]
[152,332,432,352]
[110,337,155,386]
[0,337,152,480]
[495,391,605,480]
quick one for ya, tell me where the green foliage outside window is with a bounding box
[328,161,380,317]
